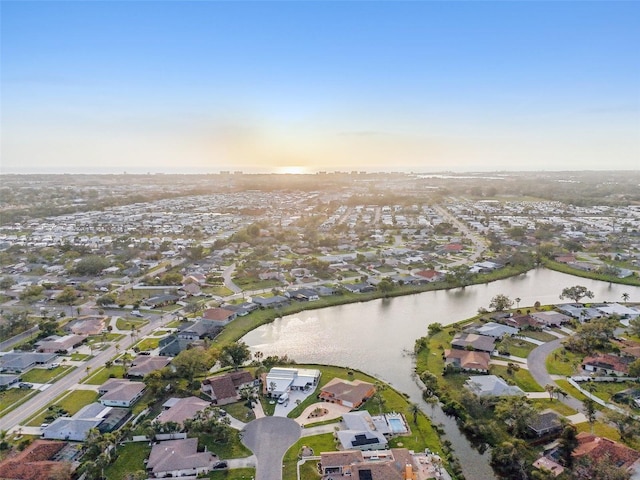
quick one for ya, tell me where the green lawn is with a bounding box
[116,317,148,330]
[545,348,582,376]
[283,434,334,480]
[70,353,90,361]
[554,379,591,404]
[21,366,73,383]
[490,364,544,392]
[222,401,255,423]
[104,442,150,480]
[27,390,99,426]
[520,330,559,343]
[496,337,538,358]
[588,381,637,403]
[197,430,252,459]
[202,285,234,297]
[83,365,126,385]
[134,337,160,351]
[208,468,257,480]
[531,399,577,416]
[0,388,32,417]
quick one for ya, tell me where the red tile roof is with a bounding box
[0,440,68,480]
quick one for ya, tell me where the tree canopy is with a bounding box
[559,285,594,304]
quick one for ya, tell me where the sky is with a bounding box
[1,1,639,174]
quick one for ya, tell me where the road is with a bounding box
[0,313,170,433]
[241,417,301,480]
[222,263,242,294]
[432,203,487,264]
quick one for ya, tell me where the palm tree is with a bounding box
[545,384,557,401]
[408,403,421,424]
[515,297,521,309]
[622,292,630,303]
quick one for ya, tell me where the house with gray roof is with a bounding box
[98,379,145,407]
[0,352,58,373]
[465,375,524,397]
[471,322,519,339]
[155,396,210,426]
[42,402,127,441]
[451,333,496,353]
[126,356,171,378]
[337,411,388,452]
[146,438,216,478]
[250,295,290,309]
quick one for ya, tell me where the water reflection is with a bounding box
[242,268,640,478]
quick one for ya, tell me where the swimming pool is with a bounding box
[387,416,408,434]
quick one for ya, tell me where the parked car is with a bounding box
[212,461,228,470]
[18,382,33,389]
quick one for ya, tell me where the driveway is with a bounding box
[241,417,301,480]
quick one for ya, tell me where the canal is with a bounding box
[242,268,640,479]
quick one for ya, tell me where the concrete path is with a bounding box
[519,336,545,346]
[295,402,351,426]
[490,359,530,370]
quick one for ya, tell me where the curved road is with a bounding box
[241,416,301,480]
[527,338,584,412]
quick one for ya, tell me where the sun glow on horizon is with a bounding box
[275,165,311,175]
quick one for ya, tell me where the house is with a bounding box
[336,411,388,451]
[444,349,490,373]
[155,396,210,426]
[177,320,222,340]
[471,322,519,339]
[0,440,69,480]
[527,411,563,437]
[144,294,180,308]
[582,353,631,376]
[0,374,19,390]
[146,438,216,478]
[42,402,128,441]
[319,378,375,409]
[530,311,572,327]
[451,333,496,353]
[0,352,58,374]
[158,334,193,357]
[465,375,525,397]
[264,367,321,397]
[250,295,290,309]
[201,370,254,405]
[66,316,106,335]
[342,283,375,294]
[36,334,85,354]
[201,307,237,325]
[593,303,640,320]
[572,433,640,477]
[126,355,171,378]
[504,314,538,329]
[414,269,445,282]
[285,288,320,301]
[98,379,145,407]
[320,448,438,480]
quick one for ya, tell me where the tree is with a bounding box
[629,358,640,377]
[172,347,208,383]
[605,410,639,442]
[621,292,630,303]
[377,278,394,296]
[560,286,594,304]
[558,425,578,469]
[571,455,632,480]
[74,255,110,275]
[219,342,251,371]
[490,294,514,312]
[583,398,596,433]
[628,317,640,338]
[408,403,421,424]
[490,440,530,480]
[495,396,536,439]
[545,384,558,401]
[514,297,521,309]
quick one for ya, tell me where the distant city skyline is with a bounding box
[2,1,639,174]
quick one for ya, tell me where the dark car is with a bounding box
[18,382,33,389]
[212,461,228,470]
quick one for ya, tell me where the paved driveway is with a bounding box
[241,416,301,480]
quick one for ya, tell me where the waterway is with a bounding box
[242,268,640,479]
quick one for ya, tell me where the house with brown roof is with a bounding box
[414,269,445,282]
[0,440,69,480]
[66,316,106,335]
[146,438,216,478]
[582,353,631,376]
[572,433,640,476]
[155,396,210,426]
[201,370,254,405]
[126,355,172,378]
[320,448,433,480]
[444,349,490,373]
[98,379,145,407]
[36,334,85,354]
[319,378,376,409]
[450,332,496,353]
[202,307,237,325]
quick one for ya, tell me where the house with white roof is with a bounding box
[465,375,525,397]
[146,438,216,478]
[265,367,321,397]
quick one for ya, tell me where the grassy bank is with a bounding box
[541,258,640,286]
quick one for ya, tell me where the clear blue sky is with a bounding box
[2,1,639,173]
